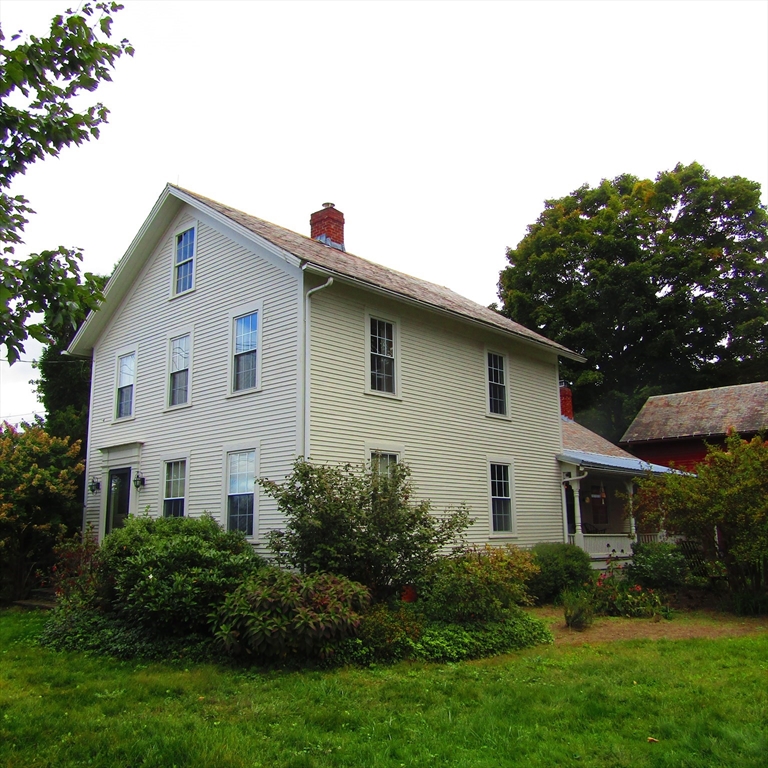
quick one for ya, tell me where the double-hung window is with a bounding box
[371,450,399,477]
[233,311,259,392]
[369,317,396,394]
[169,334,190,406]
[490,462,513,533]
[116,352,135,419]
[487,352,507,416]
[174,227,195,294]
[227,450,255,536]
[164,460,186,517]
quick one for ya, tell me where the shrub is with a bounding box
[212,568,370,660]
[0,420,83,601]
[98,514,264,634]
[420,544,537,622]
[263,459,471,599]
[590,559,669,619]
[354,602,424,663]
[527,542,594,604]
[562,588,594,630]
[625,541,688,590]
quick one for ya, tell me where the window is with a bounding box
[369,317,395,393]
[487,352,507,415]
[116,352,135,418]
[164,460,186,517]
[371,450,399,477]
[590,484,608,525]
[169,334,190,406]
[174,227,195,294]
[490,462,513,533]
[228,450,255,536]
[233,312,259,392]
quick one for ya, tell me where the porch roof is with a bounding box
[557,449,674,477]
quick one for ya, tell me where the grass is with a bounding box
[1,608,767,767]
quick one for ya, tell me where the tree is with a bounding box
[0,420,83,600]
[0,2,132,363]
[499,162,768,440]
[633,433,768,600]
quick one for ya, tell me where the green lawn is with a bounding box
[1,608,766,768]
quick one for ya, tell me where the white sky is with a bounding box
[1,0,767,424]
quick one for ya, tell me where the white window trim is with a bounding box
[221,440,260,540]
[226,300,264,397]
[164,328,194,411]
[364,440,405,465]
[485,347,511,420]
[364,311,402,399]
[487,455,516,537]
[113,343,138,423]
[170,222,198,298]
[159,452,190,518]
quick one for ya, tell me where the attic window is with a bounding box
[174,227,195,294]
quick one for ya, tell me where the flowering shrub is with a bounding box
[590,557,669,618]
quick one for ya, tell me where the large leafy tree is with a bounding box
[0,2,132,363]
[499,162,768,440]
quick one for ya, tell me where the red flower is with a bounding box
[401,585,417,603]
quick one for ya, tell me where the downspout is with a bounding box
[562,470,589,550]
[301,270,334,459]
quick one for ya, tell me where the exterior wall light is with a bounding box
[133,471,146,490]
[88,477,101,494]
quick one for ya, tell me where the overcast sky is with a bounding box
[1,0,767,424]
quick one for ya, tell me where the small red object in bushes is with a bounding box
[401,585,417,603]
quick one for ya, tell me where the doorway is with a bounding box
[106,467,131,534]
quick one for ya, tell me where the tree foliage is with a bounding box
[0,420,83,600]
[499,162,768,439]
[263,459,472,600]
[0,2,132,363]
[634,433,768,596]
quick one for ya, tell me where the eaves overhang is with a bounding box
[557,449,676,477]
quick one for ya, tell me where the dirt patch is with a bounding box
[528,605,768,645]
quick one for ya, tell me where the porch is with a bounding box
[567,531,665,560]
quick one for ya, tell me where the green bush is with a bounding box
[263,459,471,600]
[354,602,424,663]
[562,588,594,630]
[591,561,669,618]
[212,567,370,660]
[420,544,537,622]
[99,514,265,634]
[527,542,594,604]
[624,541,688,590]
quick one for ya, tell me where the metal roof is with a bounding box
[557,449,675,476]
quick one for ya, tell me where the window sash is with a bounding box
[228,451,255,536]
[371,451,399,476]
[491,463,512,532]
[164,460,186,517]
[488,353,507,415]
[116,353,135,418]
[169,335,190,406]
[175,229,194,294]
[370,318,395,393]
[233,313,258,391]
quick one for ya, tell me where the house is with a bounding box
[68,184,590,553]
[557,386,673,564]
[620,382,768,471]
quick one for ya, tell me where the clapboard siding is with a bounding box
[308,282,564,548]
[84,206,301,544]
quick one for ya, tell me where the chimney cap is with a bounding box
[322,202,335,209]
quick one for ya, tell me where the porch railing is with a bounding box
[567,531,666,554]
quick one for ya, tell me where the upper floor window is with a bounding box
[116,352,135,419]
[233,312,259,391]
[487,352,507,416]
[228,449,255,536]
[174,227,195,294]
[490,462,513,533]
[164,460,186,517]
[369,316,396,394]
[371,450,399,477]
[169,334,190,407]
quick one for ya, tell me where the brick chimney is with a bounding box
[310,202,345,251]
[559,382,574,420]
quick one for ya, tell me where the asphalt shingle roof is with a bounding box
[621,382,768,443]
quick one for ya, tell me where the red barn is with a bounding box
[620,382,768,471]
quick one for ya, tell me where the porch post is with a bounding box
[571,478,585,549]
[625,480,636,537]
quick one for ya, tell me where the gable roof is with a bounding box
[621,382,768,444]
[558,416,673,476]
[68,184,583,360]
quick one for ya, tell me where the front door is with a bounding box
[106,468,131,534]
